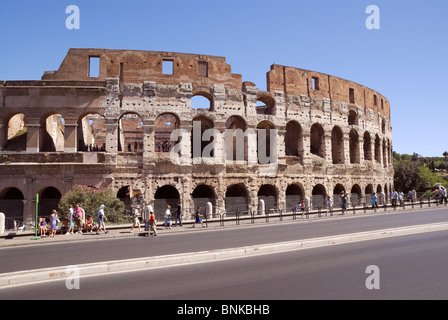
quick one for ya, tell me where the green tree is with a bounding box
[58,185,125,222]
[416,165,439,192]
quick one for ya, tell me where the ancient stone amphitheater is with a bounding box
[0,49,393,224]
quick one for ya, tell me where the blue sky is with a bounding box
[1,0,447,157]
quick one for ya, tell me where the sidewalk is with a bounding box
[1,202,444,248]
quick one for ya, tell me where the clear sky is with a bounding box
[0,0,447,157]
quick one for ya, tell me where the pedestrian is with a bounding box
[326,196,332,216]
[130,207,142,232]
[39,217,47,237]
[439,186,447,206]
[391,190,398,207]
[65,204,75,235]
[147,208,158,237]
[164,205,172,229]
[96,204,109,234]
[175,201,183,227]
[75,204,85,233]
[371,192,378,209]
[49,210,58,237]
[193,206,204,228]
[85,214,94,232]
[341,192,348,215]
[300,200,305,216]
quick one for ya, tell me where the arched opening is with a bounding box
[42,114,65,152]
[256,94,275,115]
[225,115,248,162]
[192,185,216,216]
[348,110,358,126]
[374,134,381,163]
[312,184,327,209]
[117,186,131,213]
[256,121,276,165]
[3,114,27,151]
[225,183,248,215]
[191,93,213,111]
[285,183,304,210]
[310,123,325,158]
[350,184,362,205]
[331,126,344,164]
[349,129,360,164]
[154,185,180,220]
[118,113,144,152]
[365,184,374,203]
[78,113,106,152]
[258,184,278,213]
[285,121,303,159]
[39,186,62,218]
[192,115,214,159]
[363,131,372,161]
[0,187,24,229]
[155,113,180,153]
[333,184,346,207]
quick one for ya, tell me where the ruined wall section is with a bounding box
[0,49,394,222]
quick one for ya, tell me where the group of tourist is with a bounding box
[38,204,109,237]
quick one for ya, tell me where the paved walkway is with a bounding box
[1,202,444,248]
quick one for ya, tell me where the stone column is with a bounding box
[63,117,78,153]
[26,118,42,153]
[142,121,155,165]
[0,124,7,150]
[105,118,118,153]
[301,132,312,166]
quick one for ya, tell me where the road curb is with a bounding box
[1,222,448,289]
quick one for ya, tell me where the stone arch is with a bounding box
[2,113,27,151]
[78,112,106,152]
[333,183,346,207]
[191,92,213,111]
[41,113,65,152]
[38,186,62,218]
[258,184,278,213]
[256,93,275,115]
[363,131,372,161]
[154,185,180,220]
[350,184,362,205]
[285,183,304,210]
[192,115,214,158]
[192,184,216,215]
[117,186,131,212]
[118,112,144,152]
[225,183,249,215]
[256,120,276,164]
[348,110,358,126]
[374,134,381,163]
[349,129,360,164]
[155,112,180,153]
[225,115,248,161]
[331,126,344,164]
[311,184,327,209]
[310,123,325,158]
[285,121,303,159]
[0,187,24,227]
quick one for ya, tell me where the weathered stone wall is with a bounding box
[0,49,393,222]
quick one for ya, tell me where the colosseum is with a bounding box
[0,48,393,225]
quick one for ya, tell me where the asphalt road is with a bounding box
[1,208,447,274]
[1,230,447,300]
